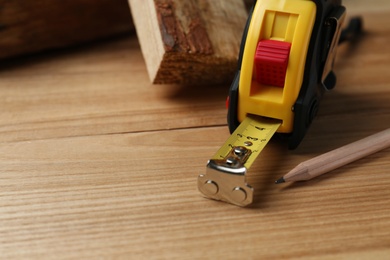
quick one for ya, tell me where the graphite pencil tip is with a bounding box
[275,177,285,184]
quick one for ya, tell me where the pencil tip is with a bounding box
[275,177,285,184]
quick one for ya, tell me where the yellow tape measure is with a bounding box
[198,115,281,206]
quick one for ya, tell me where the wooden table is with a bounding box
[1,1,389,258]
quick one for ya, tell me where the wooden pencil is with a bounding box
[276,128,390,183]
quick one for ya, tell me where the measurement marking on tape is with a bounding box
[198,115,281,206]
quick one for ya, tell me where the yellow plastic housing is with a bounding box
[238,0,316,133]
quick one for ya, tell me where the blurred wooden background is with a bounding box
[0,0,389,258]
[0,0,134,59]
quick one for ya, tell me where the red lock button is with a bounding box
[254,39,291,88]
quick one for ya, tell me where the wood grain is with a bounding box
[128,0,248,85]
[0,0,133,59]
[0,38,228,143]
[0,0,390,258]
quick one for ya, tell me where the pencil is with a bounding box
[275,128,390,184]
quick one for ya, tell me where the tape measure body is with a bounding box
[199,0,357,206]
[228,0,348,149]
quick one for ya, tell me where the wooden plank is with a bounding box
[0,0,390,258]
[0,0,133,59]
[1,9,390,143]
[128,0,248,85]
[0,125,389,259]
[1,10,390,143]
[0,37,228,143]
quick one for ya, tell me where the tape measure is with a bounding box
[197,115,281,206]
[197,0,362,207]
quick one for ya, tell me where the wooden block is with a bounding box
[128,0,248,85]
[0,0,134,59]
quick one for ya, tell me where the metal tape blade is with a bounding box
[198,115,281,206]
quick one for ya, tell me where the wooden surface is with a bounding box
[129,0,248,85]
[1,0,390,258]
[0,0,133,59]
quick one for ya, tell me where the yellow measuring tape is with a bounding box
[198,115,281,206]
